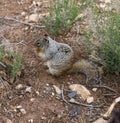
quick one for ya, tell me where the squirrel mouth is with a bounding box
[36,47,41,53]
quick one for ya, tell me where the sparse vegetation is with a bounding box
[0,46,23,79]
[9,54,23,78]
[101,12,120,72]
[45,0,90,35]
[86,8,120,72]
[0,46,4,61]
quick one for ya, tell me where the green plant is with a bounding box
[9,54,23,78]
[0,46,23,79]
[100,13,120,72]
[86,6,120,72]
[45,0,90,35]
[0,46,4,61]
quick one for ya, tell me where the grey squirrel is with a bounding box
[34,35,98,82]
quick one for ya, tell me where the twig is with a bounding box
[0,16,45,28]
[93,85,117,93]
[0,26,12,33]
[102,97,120,118]
[0,62,6,68]
[0,21,20,27]
[78,103,104,108]
[0,40,26,47]
[61,85,70,105]
[0,76,9,98]
[0,34,7,41]
[103,93,117,96]
[69,98,104,108]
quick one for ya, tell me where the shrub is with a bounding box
[100,13,120,72]
[86,7,120,72]
[45,0,90,35]
[0,46,4,61]
[0,46,23,79]
[9,54,23,78]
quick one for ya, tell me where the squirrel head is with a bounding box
[34,37,49,49]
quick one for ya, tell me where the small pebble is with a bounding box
[41,116,46,120]
[68,91,77,98]
[20,108,26,114]
[16,105,26,114]
[36,91,40,95]
[30,98,35,102]
[46,83,49,86]
[92,88,97,92]
[28,119,33,123]
[51,92,55,96]
[21,11,26,16]
[16,105,22,109]
[15,84,23,90]
[6,119,13,123]
[28,14,39,23]
[25,86,32,93]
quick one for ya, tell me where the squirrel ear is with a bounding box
[43,34,49,42]
[44,34,48,37]
[43,38,49,44]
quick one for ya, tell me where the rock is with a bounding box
[68,91,77,98]
[25,16,28,20]
[16,105,26,114]
[46,83,49,86]
[16,105,22,109]
[39,13,49,18]
[69,107,82,117]
[92,88,97,92]
[21,12,26,16]
[28,14,39,23]
[6,119,13,123]
[33,1,42,6]
[24,27,29,31]
[69,84,94,103]
[41,116,46,120]
[20,108,26,114]
[28,119,34,123]
[30,98,35,102]
[35,91,40,95]
[25,86,32,93]
[51,92,55,96]
[15,84,24,90]
[53,85,62,95]
[86,96,94,104]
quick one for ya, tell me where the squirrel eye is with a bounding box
[35,40,41,47]
[36,42,40,45]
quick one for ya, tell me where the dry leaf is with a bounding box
[53,85,62,95]
[69,84,94,103]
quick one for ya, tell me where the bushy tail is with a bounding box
[69,59,97,82]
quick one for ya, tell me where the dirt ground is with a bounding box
[0,0,120,123]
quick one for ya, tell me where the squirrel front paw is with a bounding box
[46,69,51,75]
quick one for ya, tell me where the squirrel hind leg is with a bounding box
[47,68,63,76]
